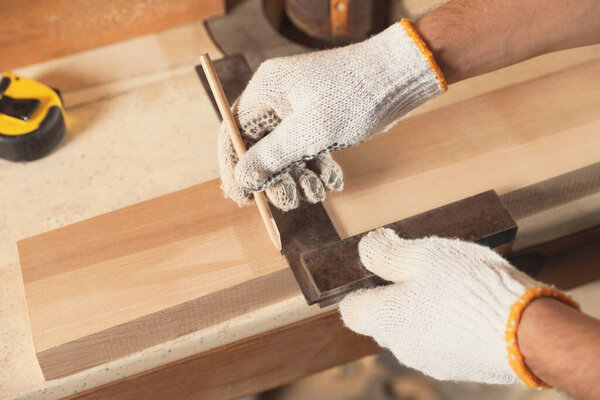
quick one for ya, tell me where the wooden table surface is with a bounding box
[2,11,600,400]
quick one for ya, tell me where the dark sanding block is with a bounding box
[273,191,517,307]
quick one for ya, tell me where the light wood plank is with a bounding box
[326,60,600,237]
[18,59,600,379]
[18,180,295,378]
[19,180,289,351]
[37,268,298,380]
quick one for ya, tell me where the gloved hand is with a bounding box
[219,20,446,210]
[339,228,577,387]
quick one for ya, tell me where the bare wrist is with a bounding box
[413,16,461,84]
[413,5,479,85]
[517,296,600,399]
[517,297,567,370]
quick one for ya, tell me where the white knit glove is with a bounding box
[339,228,542,384]
[219,20,446,210]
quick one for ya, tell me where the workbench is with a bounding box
[2,5,600,400]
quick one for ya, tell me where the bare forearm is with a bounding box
[517,298,600,399]
[415,0,600,83]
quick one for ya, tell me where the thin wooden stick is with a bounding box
[199,53,282,252]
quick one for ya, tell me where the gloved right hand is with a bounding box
[339,228,579,388]
[218,20,447,211]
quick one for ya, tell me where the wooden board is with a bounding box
[0,0,224,70]
[18,59,600,379]
[325,59,600,237]
[18,180,298,379]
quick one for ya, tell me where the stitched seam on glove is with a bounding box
[400,19,448,92]
[505,286,581,389]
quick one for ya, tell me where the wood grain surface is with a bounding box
[69,310,381,400]
[19,180,295,379]
[0,0,224,70]
[326,60,600,237]
[18,59,600,379]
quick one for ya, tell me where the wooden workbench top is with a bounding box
[2,14,600,400]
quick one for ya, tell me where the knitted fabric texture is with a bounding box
[218,20,445,210]
[340,228,541,384]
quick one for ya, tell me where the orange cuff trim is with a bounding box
[506,286,580,389]
[399,19,447,92]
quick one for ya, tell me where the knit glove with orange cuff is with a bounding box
[340,228,580,388]
[219,19,446,211]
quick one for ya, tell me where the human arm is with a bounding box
[218,0,600,210]
[415,0,600,83]
[518,297,600,399]
[339,228,599,397]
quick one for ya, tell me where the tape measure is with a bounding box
[0,72,66,161]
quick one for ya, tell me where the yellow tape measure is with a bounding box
[0,72,66,161]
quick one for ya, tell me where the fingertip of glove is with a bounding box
[319,167,344,192]
[292,168,326,203]
[358,228,413,282]
[265,174,300,211]
[307,154,345,192]
[359,228,400,263]
[362,228,399,244]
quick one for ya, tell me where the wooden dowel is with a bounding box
[199,53,282,252]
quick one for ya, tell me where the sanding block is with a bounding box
[273,191,517,306]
